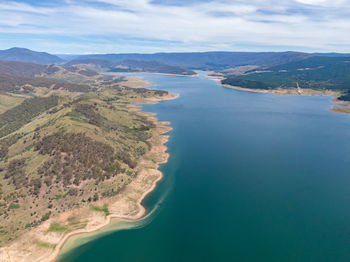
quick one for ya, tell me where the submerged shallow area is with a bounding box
[59,72,350,262]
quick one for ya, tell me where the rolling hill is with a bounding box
[0,59,172,250]
[0,47,64,64]
[65,58,196,75]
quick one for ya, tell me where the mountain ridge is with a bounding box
[0,47,64,65]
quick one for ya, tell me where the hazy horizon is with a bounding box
[2,46,350,56]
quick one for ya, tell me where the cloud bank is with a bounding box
[0,0,349,53]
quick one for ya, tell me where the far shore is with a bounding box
[106,71,198,77]
[206,73,350,114]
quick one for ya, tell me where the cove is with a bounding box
[58,72,350,262]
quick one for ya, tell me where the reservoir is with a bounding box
[59,72,350,262]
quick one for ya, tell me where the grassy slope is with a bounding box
[0,66,170,245]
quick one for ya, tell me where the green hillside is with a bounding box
[222,56,350,100]
[0,61,171,245]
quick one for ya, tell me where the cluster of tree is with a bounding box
[122,86,168,96]
[74,103,103,126]
[338,90,350,101]
[116,150,137,169]
[108,59,196,75]
[154,90,169,96]
[222,78,270,90]
[129,117,155,146]
[100,76,126,85]
[65,58,117,68]
[65,66,99,77]
[35,132,122,186]
[3,158,43,197]
[0,72,92,94]
[0,134,22,159]
[0,96,59,138]
[43,65,60,75]
[4,158,28,189]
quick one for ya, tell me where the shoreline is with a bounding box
[49,94,176,262]
[46,129,170,262]
[0,91,177,262]
[206,74,350,114]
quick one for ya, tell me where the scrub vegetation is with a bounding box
[0,60,170,246]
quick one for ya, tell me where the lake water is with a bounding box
[58,72,350,262]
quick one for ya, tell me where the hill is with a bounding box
[0,60,46,77]
[0,59,173,253]
[0,47,64,64]
[64,58,116,68]
[221,56,350,100]
[110,60,196,75]
[65,58,196,75]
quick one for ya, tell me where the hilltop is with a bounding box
[0,48,64,65]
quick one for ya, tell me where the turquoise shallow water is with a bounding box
[59,72,350,262]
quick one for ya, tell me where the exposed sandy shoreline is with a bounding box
[47,130,170,262]
[0,92,177,262]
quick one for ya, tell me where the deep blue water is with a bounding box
[59,72,350,262]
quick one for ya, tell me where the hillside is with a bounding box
[221,56,350,100]
[0,48,64,65]
[64,58,117,68]
[110,60,196,75]
[65,58,196,75]
[0,60,46,77]
[0,60,173,253]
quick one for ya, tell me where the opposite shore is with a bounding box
[206,74,350,114]
[106,71,198,77]
[0,85,177,262]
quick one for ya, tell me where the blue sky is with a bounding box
[0,0,349,54]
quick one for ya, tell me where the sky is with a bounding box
[0,0,349,54]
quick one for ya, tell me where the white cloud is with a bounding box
[0,0,349,52]
[295,0,347,6]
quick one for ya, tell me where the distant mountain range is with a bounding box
[0,49,350,101]
[74,51,314,70]
[1,47,350,76]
